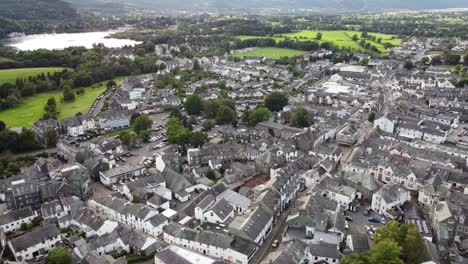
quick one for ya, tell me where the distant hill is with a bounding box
[0,0,78,21]
[67,0,468,12]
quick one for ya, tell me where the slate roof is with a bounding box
[218,189,251,210]
[310,242,340,259]
[164,223,256,256]
[208,198,234,220]
[349,235,370,252]
[0,207,34,226]
[9,224,60,252]
[273,240,308,264]
[94,196,157,220]
[376,184,408,203]
[229,204,273,241]
[61,115,92,128]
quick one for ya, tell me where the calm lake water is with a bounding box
[3,30,141,51]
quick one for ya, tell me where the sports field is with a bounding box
[0,77,125,128]
[0,67,68,85]
[232,47,307,59]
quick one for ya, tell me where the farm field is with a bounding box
[236,30,401,53]
[232,47,307,59]
[0,77,125,128]
[0,67,68,85]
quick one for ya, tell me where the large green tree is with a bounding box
[185,94,203,115]
[190,131,207,147]
[133,114,153,134]
[244,107,272,126]
[167,117,191,149]
[341,253,370,264]
[119,130,138,146]
[370,239,403,264]
[291,107,311,128]
[264,92,288,112]
[47,247,72,264]
[215,105,236,124]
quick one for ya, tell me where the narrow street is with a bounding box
[251,207,292,264]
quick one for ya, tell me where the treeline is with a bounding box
[224,19,293,36]
[0,45,161,110]
[0,126,42,153]
[232,38,329,53]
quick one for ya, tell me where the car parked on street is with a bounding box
[368,217,380,223]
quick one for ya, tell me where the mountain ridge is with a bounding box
[66,0,468,11]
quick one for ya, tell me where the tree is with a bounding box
[370,239,403,264]
[63,86,75,102]
[216,105,236,124]
[291,107,311,128]
[374,221,405,245]
[403,224,427,264]
[421,56,430,65]
[138,130,151,143]
[374,222,427,264]
[44,97,57,113]
[185,94,203,115]
[341,253,370,264]
[167,117,191,150]
[206,169,216,181]
[352,34,359,41]
[133,114,152,134]
[132,194,140,203]
[106,80,117,90]
[246,107,272,126]
[169,108,182,119]
[264,92,288,112]
[44,129,59,147]
[47,247,72,264]
[193,59,201,71]
[368,112,376,122]
[190,131,207,147]
[202,120,214,131]
[119,131,138,146]
[316,32,322,40]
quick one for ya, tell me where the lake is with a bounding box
[3,30,141,51]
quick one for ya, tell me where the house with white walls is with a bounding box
[8,224,62,261]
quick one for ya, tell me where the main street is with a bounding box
[251,206,293,264]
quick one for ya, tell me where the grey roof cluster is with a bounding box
[164,223,256,256]
[94,196,157,220]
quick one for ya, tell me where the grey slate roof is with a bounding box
[0,207,34,226]
[310,242,340,259]
[9,224,60,252]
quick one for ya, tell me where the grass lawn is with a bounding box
[232,47,307,59]
[236,30,401,53]
[0,77,125,128]
[0,67,69,85]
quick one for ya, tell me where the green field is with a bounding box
[232,47,307,59]
[0,67,68,85]
[236,30,401,53]
[0,77,125,128]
